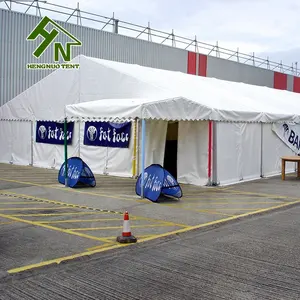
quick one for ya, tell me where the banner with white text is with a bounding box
[83,121,131,148]
[272,122,300,154]
[36,121,74,145]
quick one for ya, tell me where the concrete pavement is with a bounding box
[1,203,300,299]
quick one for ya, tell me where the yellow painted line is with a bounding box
[161,203,234,216]
[24,215,188,229]
[0,178,136,202]
[38,218,125,224]
[226,189,298,200]
[191,208,273,211]
[178,201,284,205]
[1,191,189,228]
[9,198,300,275]
[86,243,115,251]
[93,234,157,241]
[0,207,76,211]
[0,202,46,205]
[0,213,114,243]
[70,224,179,231]
[181,197,275,201]
[10,212,111,217]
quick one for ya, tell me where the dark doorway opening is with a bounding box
[163,122,178,179]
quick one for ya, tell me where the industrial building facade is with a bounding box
[1,7,300,107]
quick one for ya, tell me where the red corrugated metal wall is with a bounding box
[187,52,197,75]
[293,77,300,93]
[198,54,207,77]
[274,72,287,90]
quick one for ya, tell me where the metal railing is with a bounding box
[1,0,299,76]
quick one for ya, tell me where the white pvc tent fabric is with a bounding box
[0,55,299,185]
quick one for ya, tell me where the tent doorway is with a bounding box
[163,122,178,179]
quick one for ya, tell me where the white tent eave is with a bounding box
[65,97,300,124]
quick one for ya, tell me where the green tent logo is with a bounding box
[26,16,82,69]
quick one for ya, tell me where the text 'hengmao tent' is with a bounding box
[1,54,300,186]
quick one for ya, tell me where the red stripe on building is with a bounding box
[187,51,197,75]
[273,72,287,90]
[293,76,300,93]
[198,54,207,77]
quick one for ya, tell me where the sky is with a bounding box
[1,0,299,67]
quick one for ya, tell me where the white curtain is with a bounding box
[177,121,209,186]
[0,120,12,163]
[216,122,261,185]
[138,120,168,174]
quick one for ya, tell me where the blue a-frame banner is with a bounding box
[135,164,182,202]
[58,157,96,188]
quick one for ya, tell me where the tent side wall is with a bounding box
[215,122,261,185]
[0,120,32,165]
[79,121,134,177]
[215,122,296,185]
[177,121,209,186]
[138,120,168,173]
[262,124,295,176]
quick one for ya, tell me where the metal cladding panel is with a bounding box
[293,76,300,93]
[198,54,207,77]
[187,52,197,75]
[0,9,187,106]
[206,56,274,88]
[287,75,294,91]
[273,72,288,90]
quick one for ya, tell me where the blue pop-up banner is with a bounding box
[135,164,183,202]
[36,120,74,145]
[58,157,96,188]
[83,121,131,148]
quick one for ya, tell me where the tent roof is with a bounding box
[65,56,300,123]
[2,54,300,123]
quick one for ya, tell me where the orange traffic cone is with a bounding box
[116,211,137,243]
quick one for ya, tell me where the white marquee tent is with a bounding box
[0,54,300,186]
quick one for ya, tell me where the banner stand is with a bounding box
[58,157,96,188]
[135,164,183,202]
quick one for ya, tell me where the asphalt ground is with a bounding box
[1,203,300,299]
[0,163,300,275]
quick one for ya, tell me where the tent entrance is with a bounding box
[163,121,178,179]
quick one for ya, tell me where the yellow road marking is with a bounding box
[176,201,284,205]
[1,191,189,228]
[227,189,297,200]
[0,202,46,205]
[191,208,272,211]
[70,224,180,231]
[0,178,136,201]
[161,203,234,216]
[0,207,76,211]
[38,218,125,224]
[10,212,111,217]
[9,198,300,275]
[0,213,113,243]
[86,243,115,251]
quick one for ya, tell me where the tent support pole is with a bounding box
[30,120,34,166]
[141,119,146,198]
[207,120,213,185]
[64,117,68,187]
[260,123,263,177]
[132,118,137,178]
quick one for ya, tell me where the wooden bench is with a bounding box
[281,156,300,180]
